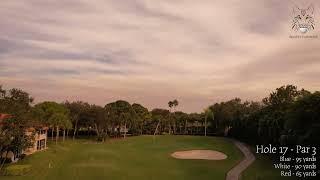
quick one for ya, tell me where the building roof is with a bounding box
[0,113,48,129]
[0,113,12,125]
[25,126,49,131]
[0,113,11,119]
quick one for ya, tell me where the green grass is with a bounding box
[1,135,243,180]
[242,149,295,180]
[2,165,31,176]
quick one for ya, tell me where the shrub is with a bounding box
[19,154,27,160]
[2,164,31,176]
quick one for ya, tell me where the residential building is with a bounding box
[0,113,48,162]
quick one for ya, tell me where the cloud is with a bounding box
[0,0,319,112]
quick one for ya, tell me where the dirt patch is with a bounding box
[171,150,227,160]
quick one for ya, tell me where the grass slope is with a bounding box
[1,136,242,180]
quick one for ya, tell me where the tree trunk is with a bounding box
[168,109,172,134]
[173,118,176,135]
[102,129,108,142]
[154,120,161,136]
[184,120,188,134]
[111,125,114,137]
[205,116,207,136]
[105,128,109,142]
[102,130,105,142]
[124,123,127,138]
[73,121,78,140]
[94,124,99,137]
[175,123,177,135]
[63,129,66,142]
[174,122,176,134]
[0,150,9,171]
[66,129,69,139]
[55,126,59,145]
[51,127,54,141]
[214,115,218,129]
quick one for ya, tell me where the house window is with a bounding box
[36,139,45,150]
[37,140,40,150]
[38,130,46,135]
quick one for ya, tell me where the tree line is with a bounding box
[1,84,319,169]
[210,85,319,146]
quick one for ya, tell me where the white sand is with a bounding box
[171,150,227,160]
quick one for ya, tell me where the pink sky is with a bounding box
[1,0,319,112]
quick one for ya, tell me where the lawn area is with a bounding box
[1,135,243,180]
[242,149,294,180]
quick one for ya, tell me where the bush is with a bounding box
[1,157,13,164]
[19,154,27,160]
[2,165,31,176]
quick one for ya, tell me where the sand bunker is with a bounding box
[171,150,227,160]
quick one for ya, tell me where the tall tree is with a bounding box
[203,108,213,136]
[188,113,202,135]
[172,111,188,134]
[105,100,135,138]
[152,108,170,136]
[0,86,34,170]
[172,99,179,111]
[33,102,71,144]
[168,101,173,134]
[64,101,90,140]
[0,87,34,124]
[172,99,179,134]
[283,91,320,145]
[89,105,109,141]
[132,103,150,135]
[260,85,301,144]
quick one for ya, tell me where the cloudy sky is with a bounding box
[0,0,319,112]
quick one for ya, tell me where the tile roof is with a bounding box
[0,113,11,125]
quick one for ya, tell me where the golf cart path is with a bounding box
[226,140,255,180]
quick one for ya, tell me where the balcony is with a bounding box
[36,133,47,140]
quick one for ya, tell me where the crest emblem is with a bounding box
[292,5,315,34]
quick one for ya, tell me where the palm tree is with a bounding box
[172,99,179,134]
[61,116,73,142]
[172,99,179,110]
[49,112,70,144]
[204,108,213,136]
[33,102,71,144]
[168,101,174,134]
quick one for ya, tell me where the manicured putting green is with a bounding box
[2,136,243,180]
